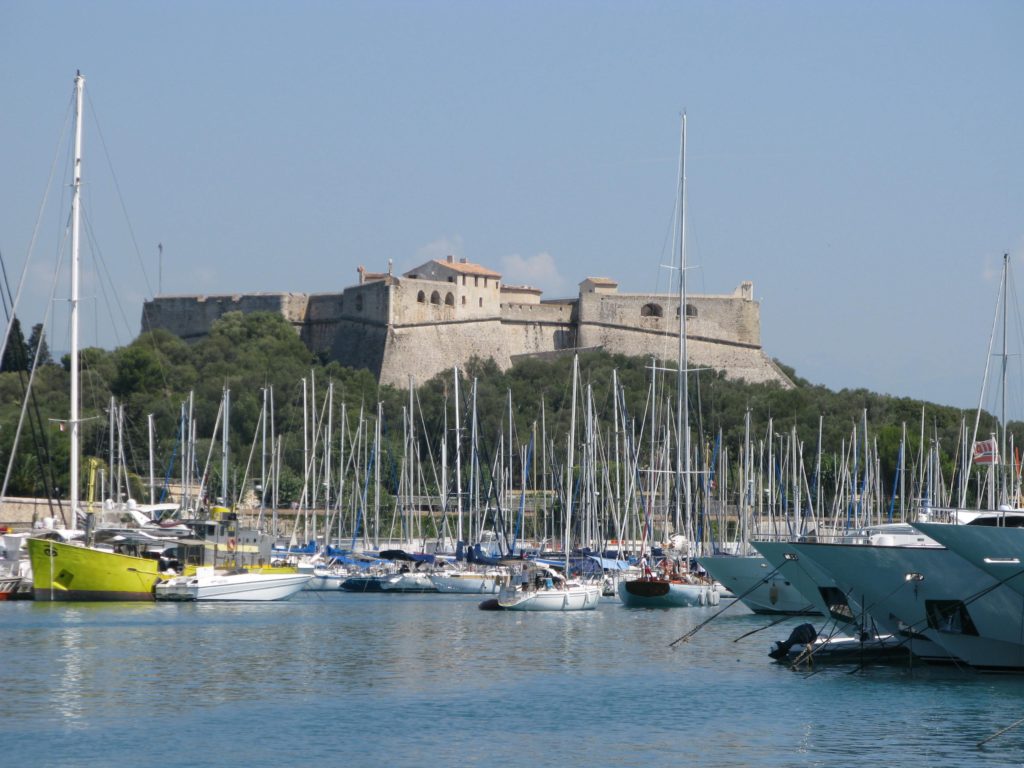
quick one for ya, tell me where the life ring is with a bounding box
[227,537,237,552]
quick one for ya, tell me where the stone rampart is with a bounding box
[140,273,791,389]
[142,293,310,340]
[378,318,511,388]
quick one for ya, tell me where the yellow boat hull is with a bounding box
[28,538,161,601]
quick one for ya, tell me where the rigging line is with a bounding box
[0,92,74,368]
[668,560,790,647]
[81,206,133,345]
[0,229,68,519]
[731,610,815,643]
[978,714,1024,748]
[84,89,154,298]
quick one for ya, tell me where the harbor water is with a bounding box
[3,593,1023,767]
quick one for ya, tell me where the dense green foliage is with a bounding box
[0,311,1014,515]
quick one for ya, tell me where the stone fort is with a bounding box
[140,256,792,389]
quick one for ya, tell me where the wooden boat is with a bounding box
[618,557,719,608]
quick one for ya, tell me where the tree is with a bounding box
[26,323,52,368]
[0,316,29,373]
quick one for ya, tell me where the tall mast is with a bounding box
[675,113,690,550]
[1000,252,1008,505]
[69,72,84,522]
[454,367,463,543]
[565,354,579,572]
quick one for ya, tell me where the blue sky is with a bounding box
[3,1,1024,415]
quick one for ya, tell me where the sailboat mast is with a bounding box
[69,72,84,520]
[454,367,463,544]
[1000,252,1008,505]
[565,355,579,571]
[675,113,690,550]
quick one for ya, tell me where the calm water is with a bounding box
[2,593,1023,767]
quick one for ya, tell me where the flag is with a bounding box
[973,439,999,465]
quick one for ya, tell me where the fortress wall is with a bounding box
[303,294,346,355]
[327,319,390,379]
[500,301,574,325]
[378,318,512,388]
[685,338,792,386]
[583,324,790,387]
[687,295,760,346]
[499,301,577,356]
[392,278,500,324]
[337,280,392,325]
[140,272,786,388]
[577,289,761,348]
[141,293,310,340]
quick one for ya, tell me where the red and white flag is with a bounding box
[973,438,999,465]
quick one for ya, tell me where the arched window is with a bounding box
[355,294,364,312]
[686,303,698,317]
[641,303,663,318]
[430,291,441,305]
[445,293,455,306]
[417,291,426,303]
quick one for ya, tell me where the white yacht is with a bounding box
[697,553,813,614]
[496,565,600,611]
[790,535,1024,670]
[155,567,311,601]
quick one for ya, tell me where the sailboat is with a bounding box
[493,355,601,611]
[25,73,172,601]
[619,114,718,608]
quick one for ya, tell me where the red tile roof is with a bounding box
[432,259,502,278]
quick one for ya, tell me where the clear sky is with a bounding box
[3,1,1024,416]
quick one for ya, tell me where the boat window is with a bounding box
[818,586,854,623]
[925,600,979,636]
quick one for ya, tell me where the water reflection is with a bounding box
[2,595,1024,766]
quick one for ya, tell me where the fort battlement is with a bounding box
[142,258,792,389]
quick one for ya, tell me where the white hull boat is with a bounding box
[429,570,501,594]
[697,554,816,614]
[792,542,1024,670]
[914,522,1024,598]
[492,565,601,611]
[497,581,601,611]
[379,571,437,593]
[155,568,311,601]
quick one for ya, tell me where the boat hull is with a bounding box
[379,572,437,593]
[155,571,311,601]
[617,577,719,608]
[497,583,601,611]
[0,575,22,600]
[698,554,818,614]
[793,542,1024,670]
[429,572,500,594]
[27,538,160,601]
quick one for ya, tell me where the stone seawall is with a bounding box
[0,497,70,529]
